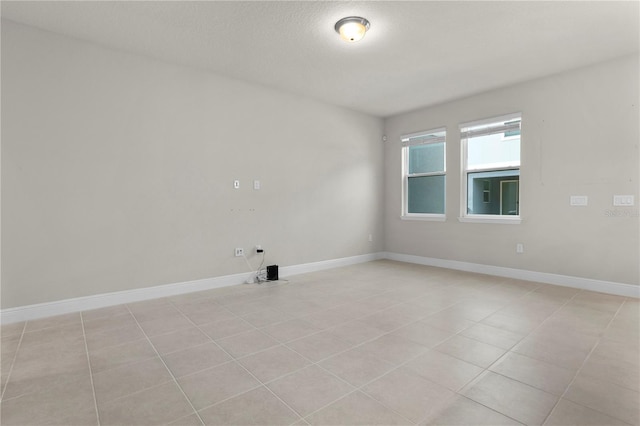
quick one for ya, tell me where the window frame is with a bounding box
[459,113,522,224]
[401,127,447,221]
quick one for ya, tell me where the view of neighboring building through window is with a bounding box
[461,114,521,217]
[402,128,446,216]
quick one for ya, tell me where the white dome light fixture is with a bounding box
[335,16,370,42]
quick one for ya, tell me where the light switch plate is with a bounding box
[613,195,635,206]
[570,195,588,206]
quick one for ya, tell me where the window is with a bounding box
[460,113,521,222]
[402,128,446,219]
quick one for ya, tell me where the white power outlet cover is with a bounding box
[570,195,588,206]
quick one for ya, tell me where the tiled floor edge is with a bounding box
[0,252,386,325]
[383,252,640,299]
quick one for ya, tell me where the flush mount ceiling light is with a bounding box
[335,16,370,42]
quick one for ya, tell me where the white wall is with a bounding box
[384,54,639,286]
[1,21,384,309]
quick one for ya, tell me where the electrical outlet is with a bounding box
[234,248,244,257]
[516,243,524,254]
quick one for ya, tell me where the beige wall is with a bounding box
[384,54,640,286]
[1,21,385,308]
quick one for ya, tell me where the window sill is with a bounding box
[458,215,521,224]
[401,214,447,222]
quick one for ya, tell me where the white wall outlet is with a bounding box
[570,195,588,206]
[234,248,244,257]
[516,243,524,254]
[233,180,240,189]
[368,234,373,242]
[253,180,261,190]
[613,195,635,206]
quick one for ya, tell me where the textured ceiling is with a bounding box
[2,1,639,117]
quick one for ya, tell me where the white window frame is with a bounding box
[401,127,446,221]
[459,113,522,224]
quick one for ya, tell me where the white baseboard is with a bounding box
[0,252,385,324]
[384,252,640,298]
[3,250,636,324]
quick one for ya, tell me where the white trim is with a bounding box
[459,112,522,130]
[0,252,385,324]
[458,215,522,224]
[4,250,636,324]
[401,214,447,222]
[384,252,639,298]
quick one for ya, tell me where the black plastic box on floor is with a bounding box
[266,265,279,281]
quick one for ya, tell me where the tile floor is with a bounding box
[1,260,638,425]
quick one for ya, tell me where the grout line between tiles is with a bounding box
[427,284,580,425]
[125,305,207,426]
[166,304,307,425]
[80,312,101,425]
[0,321,26,400]
[540,296,633,426]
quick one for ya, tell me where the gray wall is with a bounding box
[384,54,639,286]
[1,21,385,308]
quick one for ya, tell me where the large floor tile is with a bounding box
[460,323,525,350]
[216,329,280,358]
[266,365,354,417]
[563,375,640,425]
[424,395,522,425]
[489,352,576,396]
[198,317,255,340]
[579,350,640,392]
[544,398,630,425]
[285,331,354,362]
[198,386,299,425]
[24,313,81,333]
[511,335,592,371]
[404,350,483,391]
[420,313,476,333]
[92,356,173,404]
[84,324,146,351]
[358,334,429,365]
[177,361,261,410]
[82,312,138,335]
[362,368,455,423]
[461,371,558,425]
[149,326,211,355]
[238,345,311,383]
[262,318,323,343]
[241,308,294,328]
[306,391,411,425]
[8,339,89,390]
[390,322,454,348]
[434,335,505,368]
[319,346,395,387]
[19,323,84,350]
[162,342,232,378]
[88,338,157,373]
[98,381,194,425]
[1,372,97,425]
[327,320,386,346]
[137,312,195,337]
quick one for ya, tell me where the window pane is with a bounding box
[409,142,444,174]
[467,171,519,215]
[408,175,445,214]
[467,133,520,170]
